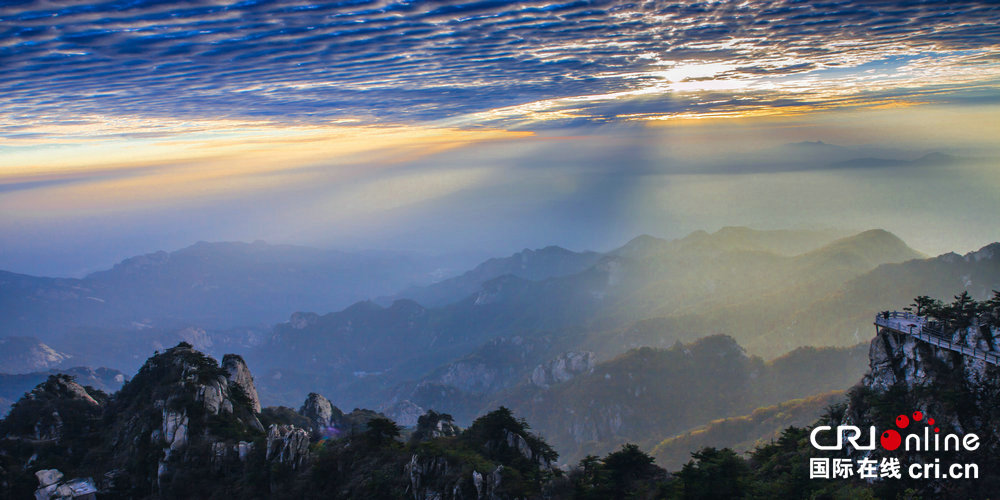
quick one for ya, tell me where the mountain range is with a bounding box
[2,227,999,472]
[0,241,460,336]
[244,227,934,412]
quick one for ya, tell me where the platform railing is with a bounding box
[875,312,1000,366]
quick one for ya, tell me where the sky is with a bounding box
[1,0,999,276]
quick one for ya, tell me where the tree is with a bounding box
[983,290,1000,327]
[950,291,979,329]
[602,443,664,496]
[677,447,749,500]
[464,406,558,470]
[908,295,939,316]
[363,417,400,447]
[410,410,457,443]
[572,455,607,499]
[465,406,522,444]
[571,445,665,499]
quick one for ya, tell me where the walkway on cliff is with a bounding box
[875,311,1000,366]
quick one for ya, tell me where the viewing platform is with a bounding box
[875,311,1000,366]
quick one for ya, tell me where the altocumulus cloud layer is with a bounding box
[3,0,1000,136]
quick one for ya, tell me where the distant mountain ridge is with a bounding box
[0,241,454,337]
[827,151,960,169]
[611,227,851,260]
[382,245,602,307]
[701,140,965,174]
[246,227,925,412]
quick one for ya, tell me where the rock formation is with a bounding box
[33,469,98,500]
[833,317,1000,495]
[265,424,311,469]
[300,392,346,435]
[1,374,104,442]
[222,354,261,413]
[0,344,563,499]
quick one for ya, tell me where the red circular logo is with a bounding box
[912,411,923,422]
[895,414,909,428]
[880,430,902,450]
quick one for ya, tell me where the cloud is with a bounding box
[0,119,530,212]
[0,0,998,135]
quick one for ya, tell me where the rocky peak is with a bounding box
[1,374,106,442]
[104,343,266,487]
[222,354,261,413]
[128,344,260,422]
[965,242,1000,263]
[27,374,100,407]
[300,392,343,431]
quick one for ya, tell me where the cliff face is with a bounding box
[865,322,997,394]
[849,322,1000,435]
[835,320,1000,496]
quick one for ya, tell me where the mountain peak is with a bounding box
[613,234,670,258]
[964,242,1000,262]
[912,151,956,165]
[1,373,107,442]
[715,226,753,235]
[805,229,923,267]
[786,140,848,151]
[26,374,100,407]
[820,228,902,249]
[385,243,602,307]
[341,300,384,315]
[851,228,896,241]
